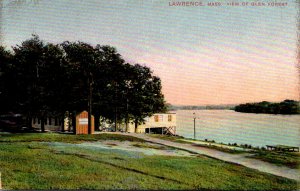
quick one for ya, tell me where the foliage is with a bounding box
[234,100,300,114]
[0,35,167,132]
[0,47,14,112]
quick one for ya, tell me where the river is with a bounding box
[176,110,300,148]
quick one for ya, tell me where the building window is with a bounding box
[154,115,159,122]
[168,115,172,122]
[159,115,163,122]
[154,115,164,122]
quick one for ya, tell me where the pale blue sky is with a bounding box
[1,0,299,105]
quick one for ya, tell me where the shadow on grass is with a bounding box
[52,149,189,186]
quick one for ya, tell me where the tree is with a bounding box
[0,46,14,113]
[234,100,300,114]
[61,41,97,134]
[92,45,126,131]
[11,35,66,131]
[12,35,48,129]
[124,64,166,132]
[1,36,167,133]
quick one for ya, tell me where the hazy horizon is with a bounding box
[1,0,299,105]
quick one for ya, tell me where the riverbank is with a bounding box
[117,133,299,181]
[0,132,297,190]
[148,134,300,169]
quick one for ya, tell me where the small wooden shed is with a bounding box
[75,111,94,134]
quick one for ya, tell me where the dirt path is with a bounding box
[102,132,299,181]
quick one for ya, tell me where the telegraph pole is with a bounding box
[193,112,196,140]
[88,72,93,134]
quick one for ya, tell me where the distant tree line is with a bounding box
[0,35,166,132]
[170,104,236,111]
[234,100,300,115]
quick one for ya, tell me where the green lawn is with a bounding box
[149,134,300,168]
[0,132,145,143]
[0,133,298,190]
[248,150,300,169]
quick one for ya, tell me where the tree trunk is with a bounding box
[125,119,128,132]
[114,107,117,132]
[41,116,45,132]
[134,119,138,133]
[60,116,64,132]
[68,112,72,132]
[26,112,33,129]
[95,113,100,131]
[72,111,76,134]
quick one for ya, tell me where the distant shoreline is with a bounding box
[234,100,300,115]
[170,100,300,115]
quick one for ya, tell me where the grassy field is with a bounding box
[248,150,300,169]
[0,133,298,190]
[149,134,300,168]
[0,132,145,143]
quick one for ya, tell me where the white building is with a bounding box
[127,113,176,135]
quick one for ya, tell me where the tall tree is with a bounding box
[124,64,166,132]
[61,41,98,134]
[0,46,14,113]
[2,36,167,133]
[12,35,47,129]
[92,45,125,131]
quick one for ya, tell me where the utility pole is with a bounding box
[88,72,93,134]
[114,107,117,132]
[114,81,118,132]
[193,112,196,140]
[125,97,128,132]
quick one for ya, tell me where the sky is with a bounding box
[1,0,299,105]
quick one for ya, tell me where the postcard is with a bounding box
[0,0,299,190]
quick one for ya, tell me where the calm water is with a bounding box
[176,110,300,147]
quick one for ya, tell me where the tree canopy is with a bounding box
[0,35,167,132]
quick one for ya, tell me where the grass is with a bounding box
[131,142,168,150]
[148,134,246,154]
[248,150,300,169]
[191,144,246,154]
[0,133,298,190]
[147,134,189,143]
[148,134,300,167]
[0,132,145,143]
